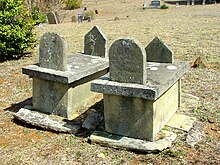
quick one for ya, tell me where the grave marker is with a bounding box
[47,11,58,24]
[39,32,68,71]
[91,37,189,141]
[145,36,174,63]
[84,26,107,57]
[151,0,161,8]
[109,38,146,85]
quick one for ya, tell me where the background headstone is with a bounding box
[145,36,174,63]
[109,38,146,85]
[39,32,68,71]
[151,0,161,8]
[47,11,58,24]
[84,26,107,57]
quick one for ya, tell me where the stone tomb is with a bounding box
[91,37,189,142]
[22,27,108,119]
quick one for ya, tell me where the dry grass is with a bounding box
[0,0,219,164]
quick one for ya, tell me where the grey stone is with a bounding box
[90,130,177,152]
[23,53,109,84]
[47,11,58,24]
[109,38,146,85]
[151,0,161,8]
[82,109,103,130]
[84,26,107,57]
[77,14,84,23]
[186,129,203,147]
[39,32,68,71]
[14,107,80,133]
[92,62,189,100]
[145,36,174,63]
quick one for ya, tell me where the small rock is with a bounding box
[186,129,203,147]
[208,117,216,123]
[97,153,105,158]
[192,56,206,68]
[114,17,119,21]
[82,109,103,130]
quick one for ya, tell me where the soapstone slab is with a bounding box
[22,53,109,85]
[92,61,189,100]
[90,130,177,152]
[166,113,197,132]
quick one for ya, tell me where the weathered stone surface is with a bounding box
[14,107,80,133]
[145,36,174,63]
[186,122,204,147]
[23,53,109,84]
[103,82,179,141]
[92,62,189,100]
[47,11,58,24]
[90,130,177,152]
[82,109,103,130]
[39,32,68,71]
[109,38,146,85]
[33,77,102,118]
[84,26,107,57]
[166,113,197,132]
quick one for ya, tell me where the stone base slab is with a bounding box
[166,113,197,132]
[13,107,81,133]
[90,130,177,153]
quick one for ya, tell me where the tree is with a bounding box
[0,0,36,61]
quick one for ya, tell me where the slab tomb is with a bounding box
[91,37,189,142]
[22,26,108,119]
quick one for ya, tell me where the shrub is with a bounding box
[31,6,47,25]
[161,4,169,9]
[0,0,36,61]
[83,10,95,20]
[65,0,83,10]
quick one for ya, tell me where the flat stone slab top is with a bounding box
[90,130,177,152]
[166,113,197,132]
[92,61,189,100]
[22,53,109,85]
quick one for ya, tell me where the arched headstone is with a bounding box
[109,38,146,85]
[39,32,68,71]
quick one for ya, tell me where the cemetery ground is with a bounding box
[0,0,219,164]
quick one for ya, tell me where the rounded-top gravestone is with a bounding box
[109,38,146,85]
[39,32,68,71]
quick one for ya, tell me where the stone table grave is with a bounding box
[21,26,108,119]
[91,37,189,149]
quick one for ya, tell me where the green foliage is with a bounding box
[83,10,95,20]
[161,4,169,9]
[31,6,47,25]
[161,149,185,158]
[65,0,83,10]
[0,0,36,61]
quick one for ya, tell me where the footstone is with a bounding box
[47,11,58,24]
[145,36,174,63]
[84,26,107,57]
